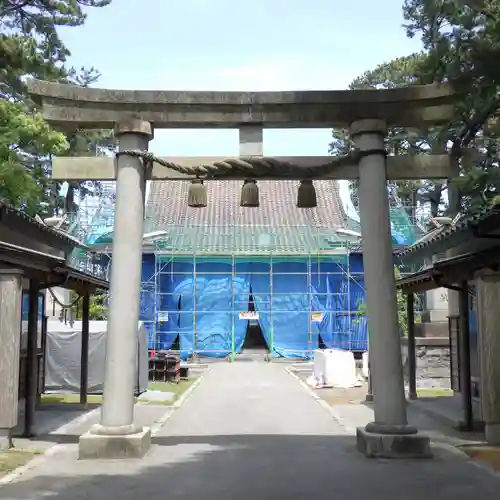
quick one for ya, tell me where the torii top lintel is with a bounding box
[27,79,459,130]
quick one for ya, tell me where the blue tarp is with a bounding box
[21,292,44,320]
[139,254,368,358]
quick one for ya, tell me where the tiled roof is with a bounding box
[397,204,500,258]
[145,180,351,253]
[0,202,82,248]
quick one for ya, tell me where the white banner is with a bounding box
[239,311,259,320]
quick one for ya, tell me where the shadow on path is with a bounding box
[1,433,499,500]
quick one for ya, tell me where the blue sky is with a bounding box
[60,0,422,156]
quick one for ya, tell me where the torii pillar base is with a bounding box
[356,426,432,459]
[79,426,152,460]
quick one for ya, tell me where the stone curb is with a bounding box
[284,367,353,432]
[149,370,208,435]
[0,370,209,487]
[0,407,101,486]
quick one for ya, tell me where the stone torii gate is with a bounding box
[28,79,458,460]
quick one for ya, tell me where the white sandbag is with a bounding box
[313,349,359,388]
[306,374,324,389]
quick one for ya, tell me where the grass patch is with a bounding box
[144,379,197,404]
[460,445,500,470]
[40,377,198,407]
[0,450,38,477]
[416,388,454,398]
[41,394,102,405]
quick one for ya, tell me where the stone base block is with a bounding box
[0,429,13,451]
[78,427,152,460]
[415,321,448,338]
[356,427,432,459]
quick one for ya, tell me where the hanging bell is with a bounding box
[240,179,259,207]
[187,179,207,208]
[297,179,317,208]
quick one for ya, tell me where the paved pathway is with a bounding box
[1,362,499,499]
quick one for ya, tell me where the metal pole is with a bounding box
[193,252,197,360]
[154,253,158,358]
[307,254,312,358]
[407,292,417,400]
[346,244,351,351]
[458,281,473,431]
[231,252,235,360]
[269,253,274,358]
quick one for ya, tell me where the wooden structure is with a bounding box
[0,203,108,448]
[397,204,500,439]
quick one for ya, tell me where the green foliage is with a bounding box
[70,292,108,321]
[0,0,113,215]
[88,294,108,321]
[333,0,500,219]
[402,0,500,212]
[0,99,68,212]
[1,0,111,99]
[355,267,420,337]
[331,54,448,219]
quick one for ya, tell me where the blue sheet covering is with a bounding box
[320,255,367,351]
[139,254,368,358]
[249,260,320,359]
[21,292,44,320]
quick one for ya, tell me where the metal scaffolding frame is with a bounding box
[141,236,367,360]
[65,183,426,360]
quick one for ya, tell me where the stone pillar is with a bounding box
[423,288,449,322]
[417,288,449,338]
[239,125,263,155]
[351,119,430,458]
[475,269,500,444]
[0,270,23,450]
[79,120,153,460]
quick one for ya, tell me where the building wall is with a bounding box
[139,252,368,359]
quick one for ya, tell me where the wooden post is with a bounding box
[23,280,39,437]
[80,291,90,407]
[407,293,417,400]
[458,282,473,431]
[40,314,48,404]
[0,270,23,450]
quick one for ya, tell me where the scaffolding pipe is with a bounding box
[193,252,197,360]
[347,243,352,350]
[231,252,235,360]
[142,236,367,361]
[154,253,159,353]
[307,254,313,357]
[269,254,274,358]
